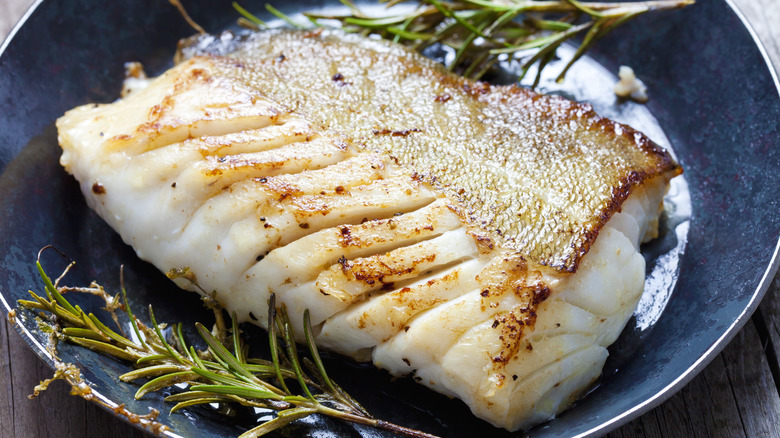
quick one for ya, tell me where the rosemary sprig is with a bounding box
[236,0,693,86]
[18,253,437,438]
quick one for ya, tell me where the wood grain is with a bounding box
[1,0,779,437]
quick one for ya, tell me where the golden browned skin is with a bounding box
[179,29,681,273]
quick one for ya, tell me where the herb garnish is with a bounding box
[17,249,437,438]
[235,0,693,86]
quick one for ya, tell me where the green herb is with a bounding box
[18,250,437,438]
[234,0,693,86]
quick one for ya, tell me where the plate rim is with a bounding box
[1,0,779,437]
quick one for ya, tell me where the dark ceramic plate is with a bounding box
[1,0,779,437]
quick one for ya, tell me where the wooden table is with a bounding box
[1,0,779,436]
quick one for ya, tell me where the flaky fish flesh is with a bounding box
[57,29,681,431]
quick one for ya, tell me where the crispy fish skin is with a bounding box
[180,29,681,273]
[57,30,680,431]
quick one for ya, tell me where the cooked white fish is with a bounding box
[57,29,681,431]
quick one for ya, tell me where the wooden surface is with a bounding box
[2,0,780,437]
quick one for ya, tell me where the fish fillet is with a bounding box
[56,29,681,431]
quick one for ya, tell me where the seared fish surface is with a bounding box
[57,29,681,431]
[180,29,679,272]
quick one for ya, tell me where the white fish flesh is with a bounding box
[56,29,682,431]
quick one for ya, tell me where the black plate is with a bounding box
[1,0,779,437]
